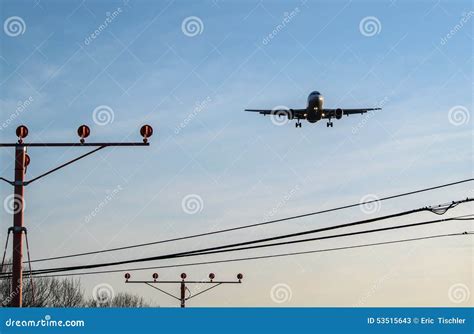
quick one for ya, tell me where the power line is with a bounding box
[3,208,472,278]
[160,216,473,260]
[38,215,473,277]
[0,205,430,276]
[15,231,473,279]
[17,198,472,276]
[24,178,474,264]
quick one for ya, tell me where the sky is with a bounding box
[0,0,472,307]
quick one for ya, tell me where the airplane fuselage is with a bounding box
[245,90,380,128]
[306,91,324,123]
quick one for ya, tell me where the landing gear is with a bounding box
[295,122,302,128]
[325,116,334,128]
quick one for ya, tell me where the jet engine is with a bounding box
[335,108,343,119]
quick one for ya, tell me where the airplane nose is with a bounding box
[317,95,324,109]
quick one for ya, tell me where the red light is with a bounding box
[16,125,28,143]
[180,273,187,280]
[24,154,30,167]
[237,273,243,280]
[140,125,153,143]
[77,125,90,143]
[124,273,131,280]
[209,273,215,281]
[152,273,159,281]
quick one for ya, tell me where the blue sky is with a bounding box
[0,0,472,306]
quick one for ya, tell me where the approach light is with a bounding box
[237,273,243,281]
[24,154,30,167]
[16,125,29,143]
[124,273,131,281]
[77,125,91,144]
[152,273,159,281]
[180,273,187,280]
[209,273,215,281]
[140,125,153,143]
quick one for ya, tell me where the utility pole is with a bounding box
[10,137,26,307]
[180,279,186,308]
[125,272,244,308]
[1,124,153,307]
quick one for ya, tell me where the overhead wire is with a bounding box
[3,209,472,278]
[13,231,473,279]
[22,178,474,264]
[14,198,472,276]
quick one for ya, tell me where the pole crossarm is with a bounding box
[126,280,241,284]
[0,142,150,187]
[0,142,149,147]
[125,273,243,307]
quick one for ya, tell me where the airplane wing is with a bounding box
[322,108,381,118]
[245,108,307,118]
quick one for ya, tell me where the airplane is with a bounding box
[245,91,381,128]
